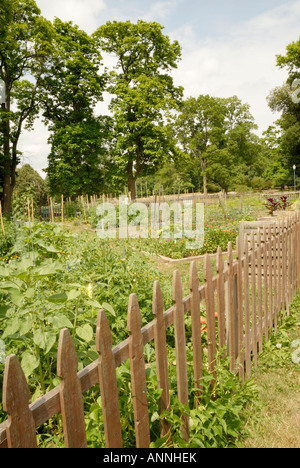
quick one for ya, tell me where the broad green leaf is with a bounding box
[76,324,93,342]
[24,287,35,299]
[21,351,40,378]
[4,287,23,307]
[0,305,10,318]
[0,266,9,277]
[67,289,81,301]
[34,261,63,277]
[37,240,59,252]
[47,292,68,303]
[101,302,116,316]
[48,315,73,329]
[19,317,34,335]
[2,317,20,339]
[86,298,102,309]
[33,329,56,353]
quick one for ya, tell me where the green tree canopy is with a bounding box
[0,0,53,213]
[174,94,259,193]
[267,37,300,184]
[39,18,109,198]
[93,20,183,199]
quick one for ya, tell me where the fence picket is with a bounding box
[152,280,170,437]
[235,237,244,381]
[96,310,123,448]
[57,328,87,448]
[172,270,189,441]
[227,242,236,372]
[3,355,37,448]
[189,261,203,400]
[250,232,258,365]
[216,247,226,351]
[0,214,299,449]
[127,294,150,448]
[256,229,263,353]
[204,254,217,387]
[243,235,251,379]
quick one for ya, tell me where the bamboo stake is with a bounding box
[0,201,5,235]
[61,194,64,230]
[27,198,31,223]
[31,198,34,224]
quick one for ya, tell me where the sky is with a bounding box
[17,0,300,177]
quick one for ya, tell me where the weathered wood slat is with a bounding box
[96,310,123,448]
[172,270,189,441]
[0,213,299,449]
[216,247,226,351]
[127,294,150,448]
[204,254,217,387]
[243,235,251,379]
[3,355,37,448]
[152,280,170,437]
[57,328,87,448]
[189,261,203,400]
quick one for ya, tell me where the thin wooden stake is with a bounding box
[27,198,31,223]
[3,355,37,448]
[57,328,87,448]
[96,310,123,448]
[0,201,4,235]
[61,194,64,230]
[127,294,150,448]
[31,197,34,223]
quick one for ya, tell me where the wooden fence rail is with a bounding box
[0,213,300,448]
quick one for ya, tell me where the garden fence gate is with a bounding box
[0,212,300,448]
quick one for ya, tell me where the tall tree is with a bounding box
[39,19,108,198]
[267,38,300,182]
[0,0,52,213]
[94,20,183,199]
[174,95,258,193]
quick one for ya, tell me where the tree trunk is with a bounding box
[128,174,136,201]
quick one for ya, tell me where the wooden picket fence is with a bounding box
[0,213,300,448]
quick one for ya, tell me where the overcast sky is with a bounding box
[18,0,300,176]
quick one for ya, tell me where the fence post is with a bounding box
[3,355,37,448]
[57,328,87,448]
[127,294,150,448]
[152,280,170,438]
[172,270,189,441]
[96,310,123,448]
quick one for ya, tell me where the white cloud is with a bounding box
[170,1,300,134]
[143,1,179,22]
[18,0,300,175]
[35,0,106,33]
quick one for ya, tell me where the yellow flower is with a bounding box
[86,283,93,299]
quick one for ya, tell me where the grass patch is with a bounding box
[241,290,300,448]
